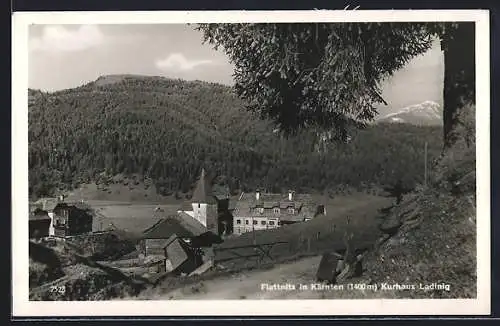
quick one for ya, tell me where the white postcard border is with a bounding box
[12,9,491,317]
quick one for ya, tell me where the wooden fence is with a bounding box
[213,241,288,270]
[212,219,380,272]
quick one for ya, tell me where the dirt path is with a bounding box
[136,256,344,300]
[133,253,395,300]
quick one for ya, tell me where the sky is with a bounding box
[28,24,444,116]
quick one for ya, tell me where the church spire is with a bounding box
[191,168,217,204]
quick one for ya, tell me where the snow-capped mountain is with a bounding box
[377,101,442,126]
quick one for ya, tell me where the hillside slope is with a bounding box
[29,233,146,300]
[133,115,477,301]
[29,75,443,200]
[355,106,477,298]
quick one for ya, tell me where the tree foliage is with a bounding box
[196,23,434,141]
[196,22,476,148]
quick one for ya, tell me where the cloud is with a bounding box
[155,53,214,71]
[29,25,105,53]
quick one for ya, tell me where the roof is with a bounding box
[141,212,208,240]
[29,202,43,213]
[165,236,191,271]
[29,209,51,221]
[191,168,218,205]
[177,211,211,235]
[164,234,180,247]
[34,198,60,211]
[52,201,92,212]
[233,192,319,222]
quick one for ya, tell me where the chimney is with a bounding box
[58,194,65,202]
[288,190,294,201]
[256,189,260,201]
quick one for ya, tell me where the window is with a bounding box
[261,220,266,225]
[274,208,280,214]
[236,219,241,225]
[245,220,249,225]
[258,207,264,214]
[253,220,258,225]
[288,208,294,214]
[198,203,201,208]
[269,221,275,226]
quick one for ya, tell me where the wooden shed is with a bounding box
[29,208,51,239]
[164,234,203,275]
[139,213,222,257]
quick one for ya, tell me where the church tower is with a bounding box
[191,168,218,234]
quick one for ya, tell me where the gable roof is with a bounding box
[191,168,217,205]
[29,202,43,213]
[165,236,193,271]
[29,209,51,221]
[141,213,209,240]
[34,198,60,211]
[233,192,319,222]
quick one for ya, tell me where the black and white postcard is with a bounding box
[12,9,490,316]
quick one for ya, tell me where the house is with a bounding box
[163,234,204,275]
[29,208,51,239]
[232,190,326,235]
[177,168,233,236]
[33,197,62,236]
[138,212,222,257]
[52,201,93,237]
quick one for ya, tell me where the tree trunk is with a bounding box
[441,22,476,149]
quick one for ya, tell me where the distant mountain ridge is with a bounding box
[377,101,442,126]
[28,74,444,199]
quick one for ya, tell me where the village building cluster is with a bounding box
[29,169,326,275]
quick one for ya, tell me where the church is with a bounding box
[139,168,229,258]
[177,168,233,236]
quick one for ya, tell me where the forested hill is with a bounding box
[28,75,443,200]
